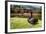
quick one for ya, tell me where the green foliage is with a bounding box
[10,17,42,29]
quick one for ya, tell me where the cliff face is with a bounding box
[10,5,41,18]
[11,5,41,12]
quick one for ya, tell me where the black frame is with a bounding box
[5,1,45,33]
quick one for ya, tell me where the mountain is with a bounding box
[21,5,41,12]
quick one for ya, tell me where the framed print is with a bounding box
[5,1,45,33]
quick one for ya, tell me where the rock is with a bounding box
[28,17,38,25]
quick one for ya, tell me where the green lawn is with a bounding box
[10,17,42,29]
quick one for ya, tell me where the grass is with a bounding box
[10,17,42,29]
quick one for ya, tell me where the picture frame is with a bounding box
[5,1,45,33]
